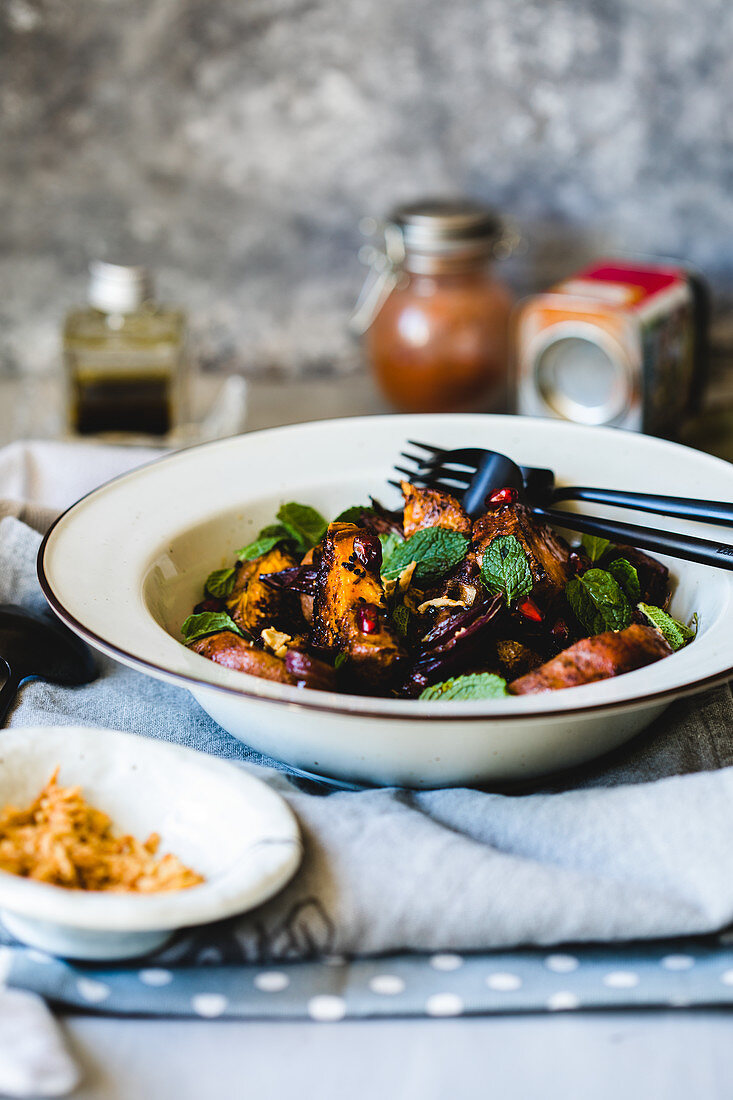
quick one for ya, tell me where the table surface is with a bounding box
[3,368,733,1100]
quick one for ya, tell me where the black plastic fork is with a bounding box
[393,441,733,572]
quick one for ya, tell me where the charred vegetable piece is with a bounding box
[508,623,672,695]
[401,481,472,538]
[311,523,405,683]
[226,546,298,635]
[336,500,404,538]
[190,632,296,684]
[403,594,504,695]
[285,649,337,692]
[473,501,571,612]
[495,639,544,680]
[260,564,318,596]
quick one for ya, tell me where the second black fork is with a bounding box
[394,441,733,572]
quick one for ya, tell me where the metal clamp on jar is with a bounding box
[352,199,518,413]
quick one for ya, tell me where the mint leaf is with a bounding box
[379,531,404,573]
[391,603,411,637]
[334,653,348,670]
[182,611,244,644]
[638,603,696,651]
[480,535,533,606]
[606,558,640,603]
[334,505,375,524]
[237,524,292,561]
[276,503,328,552]
[581,533,611,562]
[565,568,632,634]
[381,528,469,582]
[420,673,509,701]
[204,567,237,598]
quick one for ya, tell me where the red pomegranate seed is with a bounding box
[194,597,223,614]
[487,487,519,506]
[356,603,380,634]
[552,618,569,641]
[568,551,589,575]
[517,596,543,622]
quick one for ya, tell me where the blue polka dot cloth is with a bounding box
[5,937,733,1019]
[3,515,733,1019]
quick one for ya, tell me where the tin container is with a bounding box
[514,259,708,438]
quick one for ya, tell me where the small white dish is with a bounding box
[0,726,301,960]
[38,414,733,788]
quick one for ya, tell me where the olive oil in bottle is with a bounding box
[64,262,187,437]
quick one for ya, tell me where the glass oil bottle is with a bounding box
[63,262,187,438]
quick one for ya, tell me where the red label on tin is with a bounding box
[574,261,684,308]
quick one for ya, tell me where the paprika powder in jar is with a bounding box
[353,200,516,413]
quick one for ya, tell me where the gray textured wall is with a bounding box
[1,0,732,377]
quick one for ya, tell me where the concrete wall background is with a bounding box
[1,0,731,377]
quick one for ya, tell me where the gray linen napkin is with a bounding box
[2,513,733,962]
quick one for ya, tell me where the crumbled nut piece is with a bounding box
[383,561,417,600]
[457,584,477,607]
[0,770,203,893]
[416,597,470,614]
[261,627,292,659]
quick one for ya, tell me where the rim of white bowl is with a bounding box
[37,415,733,724]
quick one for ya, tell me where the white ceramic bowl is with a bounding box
[38,415,733,788]
[0,727,301,959]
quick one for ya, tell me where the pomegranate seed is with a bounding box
[194,597,223,614]
[517,596,543,622]
[552,618,569,641]
[352,534,382,570]
[486,486,519,507]
[356,603,380,634]
[568,551,589,575]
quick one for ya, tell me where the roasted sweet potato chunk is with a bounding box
[226,545,298,634]
[401,481,471,538]
[508,623,672,694]
[311,523,404,683]
[190,632,296,684]
[473,501,572,611]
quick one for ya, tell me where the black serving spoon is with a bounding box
[0,604,98,726]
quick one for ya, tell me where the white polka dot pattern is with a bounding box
[429,954,464,972]
[661,955,694,971]
[603,971,640,989]
[546,991,581,1011]
[10,940,729,1019]
[254,971,290,993]
[139,969,173,987]
[545,954,579,974]
[308,995,347,1021]
[76,978,111,1003]
[192,993,229,1017]
[485,972,522,992]
[425,993,464,1016]
[369,975,405,996]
